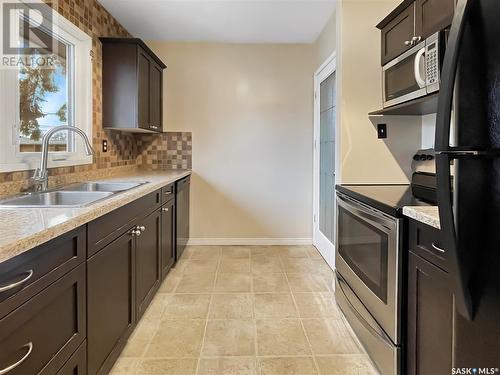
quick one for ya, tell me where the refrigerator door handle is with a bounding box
[435,0,476,321]
[435,0,474,153]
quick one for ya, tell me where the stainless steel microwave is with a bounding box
[383,31,446,108]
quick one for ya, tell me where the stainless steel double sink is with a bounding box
[0,181,147,208]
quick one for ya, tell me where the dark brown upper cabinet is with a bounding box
[100,38,166,133]
[415,0,455,41]
[378,0,455,65]
[380,2,415,65]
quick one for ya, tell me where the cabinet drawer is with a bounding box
[56,341,86,375]
[0,226,86,318]
[88,189,161,257]
[161,183,175,205]
[409,219,447,271]
[0,263,86,375]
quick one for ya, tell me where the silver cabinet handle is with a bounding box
[164,191,172,195]
[137,226,146,232]
[0,270,34,293]
[0,342,33,374]
[431,242,445,253]
[404,40,412,46]
[162,207,169,212]
[129,229,141,237]
[412,35,422,44]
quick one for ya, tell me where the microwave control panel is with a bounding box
[425,33,440,93]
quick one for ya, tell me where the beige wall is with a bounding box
[314,10,337,68]
[337,1,422,184]
[147,42,315,242]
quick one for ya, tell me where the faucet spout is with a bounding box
[32,126,94,191]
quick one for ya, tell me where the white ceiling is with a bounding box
[99,0,336,44]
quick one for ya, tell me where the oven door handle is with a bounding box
[337,273,394,348]
[337,194,395,232]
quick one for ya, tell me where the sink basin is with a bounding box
[0,191,113,208]
[62,181,146,193]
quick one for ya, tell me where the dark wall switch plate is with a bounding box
[377,124,387,139]
[102,140,108,152]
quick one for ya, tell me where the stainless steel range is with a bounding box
[335,150,436,375]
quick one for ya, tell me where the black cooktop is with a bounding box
[336,184,432,217]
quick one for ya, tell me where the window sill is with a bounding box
[0,155,93,173]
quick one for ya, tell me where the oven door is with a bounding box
[335,193,401,344]
[383,40,427,108]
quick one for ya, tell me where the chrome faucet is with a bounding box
[31,126,94,191]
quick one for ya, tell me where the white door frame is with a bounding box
[313,52,338,270]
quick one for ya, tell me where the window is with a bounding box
[0,0,92,172]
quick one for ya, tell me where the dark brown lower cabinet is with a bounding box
[87,231,136,375]
[57,341,87,375]
[0,263,86,375]
[135,209,162,319]
[407,251,454,375]
[161,198,176,279]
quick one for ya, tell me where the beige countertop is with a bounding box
[403,206,440,229]
[0,169,191,264]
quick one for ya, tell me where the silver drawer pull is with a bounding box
[431,242,445,253]
[162,207,169,212]
[164,191,172,195]
[0,342,33,374]
[0,270,34,293]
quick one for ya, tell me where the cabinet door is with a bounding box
[135,209,161,319]
[381,3,415,65]
[161,199,175,279]
[137,47,151,130]
[407,251,453,375]
[415,0,455,40]
[87,232,136,375]
[176,177,190,262]
[149,61,163,132]
[56,342,86,375]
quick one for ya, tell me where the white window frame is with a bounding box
[0,0,92,173]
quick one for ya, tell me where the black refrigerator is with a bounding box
[435,0,500,369]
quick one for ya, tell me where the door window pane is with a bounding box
[319,72,336,244]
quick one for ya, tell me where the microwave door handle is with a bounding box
[414,47,426,89]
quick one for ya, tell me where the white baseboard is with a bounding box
[187,238,313,246]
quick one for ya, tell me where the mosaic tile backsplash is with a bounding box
[0,0,191,198]
[137,132,192,171]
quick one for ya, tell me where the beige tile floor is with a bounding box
[110,245,379,375]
